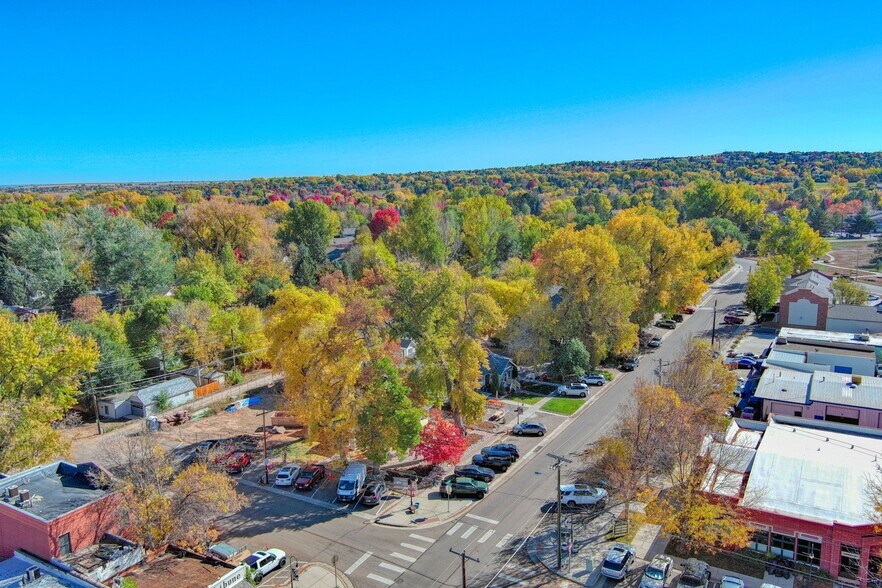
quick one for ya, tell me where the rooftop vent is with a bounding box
[856,333,871,342]
[6,485,18,499]
[25,566,41,582]
[853,375,863,386]
[18,488,31,507]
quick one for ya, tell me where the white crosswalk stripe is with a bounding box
[400,542,427,553]
[379,562,407,574]
[446,522,464,536]
[496,533,514,548]
[367,573,395,585]
[478,529,495,544]
[344,551,372,575]
[460,525,478,539]
[389,552,416,563]
[466,513,500,525]
[408,533,435,543]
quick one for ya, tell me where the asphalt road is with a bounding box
[218,259,754,588]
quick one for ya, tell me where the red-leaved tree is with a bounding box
[369,208,400,239]
[412,409,468,466]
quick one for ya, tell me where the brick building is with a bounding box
[705,416,882,588]
[778,270,882,333]
[0,462,119,560]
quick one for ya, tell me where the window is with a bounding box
[101,405,108,416]
[58,532,72,556]
[749,527,769,553]
[796,538,821,566]
[840,545,861,580]
[770,532,796,559]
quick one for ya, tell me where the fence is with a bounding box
[194,381,221,398]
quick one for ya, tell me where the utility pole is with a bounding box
[262,409,269,483]
[657,357,663,385]
[91,388,103,435]
[711,299,718,348]
[449,548,479,588]
[548,453,573,569]
[230,328,237,372]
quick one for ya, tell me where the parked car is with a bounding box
[441,475,489,499]
[721,576,745,588]
[621,357,640,371]
[656,319,677,329]
[193,439,219,462]
[454,464,495,483]
[732,309,751,317]
[601,543,637,580]
[579,374,607,386]
[557,382,589,397]
[741,406,756,419]
[337,462,367,502]
[723,314,745,325]
[512,421,547,436]
[677,559,711,588]
[560,484,608,508]
[244,549,286,583]
[483,443,519,460]
[224,451,252,474]
[640,555,673,588]
[361,482,387,506]
[727,357,756,369]
[295,464,326,490]
[472,453,511,471]
[680,306,696,314]
[274,465,301,487]
[671,314,685,322]
[648,336,662,348]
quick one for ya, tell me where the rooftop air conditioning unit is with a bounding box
[18,488,31,507]
[25,567,41,582]
[6,485,18,499]
[857,333,871,342]
[853,375,863,386]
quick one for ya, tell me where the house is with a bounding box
[481,352,517,392]
[0,462,118,561]
[703,416,882,588]
[1,305,38,321]
[0,550,102,587]
[778,270,882,333]
[183,367,227,388]
[129,377,196,417]
[400,338,417,360]
[58,533,144,584]
[95,393,133,420]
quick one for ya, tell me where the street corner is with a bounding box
[258,560,354,588]
[373,487,484,528]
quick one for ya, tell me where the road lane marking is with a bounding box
[400,542,427,553]
[478,529,495,543]
[409,533,435,543]
[390,552,416,563]
[446,522,464,536]
[367,573,395,585]
[344,551,372,575]
[379,562,407,574]
[466,513,500,525]
[460,525,478,539]
[496,533,513,548]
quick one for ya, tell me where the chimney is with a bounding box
[6,485,18,499]
[19,488,31,506]
[25,566,41,582]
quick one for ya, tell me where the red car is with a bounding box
[224,451,252,474]
[723,314,745,325]
[295,464,326,490]
[680,306,697,314]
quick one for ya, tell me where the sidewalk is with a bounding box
[292,562,354,588]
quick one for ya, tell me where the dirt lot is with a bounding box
[815,239,881,284]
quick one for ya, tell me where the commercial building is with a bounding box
[0,462,118,560]
[778,270,882,334]
[704,416,882,588]
[0,550,101,587]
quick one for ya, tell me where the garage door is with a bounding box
[770,402,803,417]
[825,405,860,425]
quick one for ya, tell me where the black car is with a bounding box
[621,357,640,371]
[677,558,712,588]
[441,475,489,499]
[472,453,511,471]
[482,443,519,460]
[361,482,386,506]
[454,464,495,483]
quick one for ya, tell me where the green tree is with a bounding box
[460,194,513,273]
[279,200,339,284]
[833,277,869,305]
[125,296,174,355]
[356,358,423,463]
[849,207,876,237]
[758,208,829,273]
[176,251,238,306]
[703,216,747,248]
[549,338,592,380]
[744,257,792,317]
[72,312,145,396]
[0,313,99,472]
[391,195,447,266]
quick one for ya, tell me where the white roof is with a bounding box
[743,418,882,525]
[778,327,882,347]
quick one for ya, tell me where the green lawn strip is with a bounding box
[542,397,585,415]
[504,394,544,405]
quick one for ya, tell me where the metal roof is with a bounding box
[827,304,882,323]
[753,369,811,404]
[809,371,882,409]
[782,270,832,300]
[131,377,195,406]
[778,326,882,347]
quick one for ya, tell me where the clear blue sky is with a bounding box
[3,1,882,184]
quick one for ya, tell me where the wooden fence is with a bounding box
[194,381,221,398]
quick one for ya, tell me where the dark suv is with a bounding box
[482,444,520,460]
[472,453,512,471]
[677,558,711,588]
[622,357,640,371]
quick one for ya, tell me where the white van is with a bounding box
[337,462,367,502]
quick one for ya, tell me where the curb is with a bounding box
[300,561,355,588]
[527,535,605,587]
[238,479,349,513]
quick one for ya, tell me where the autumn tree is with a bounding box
[368,208,400,239]
[833,277,870,305]
[460,194,513,273]
[0,313,99,472]
[159,300,225,369]
[412,409,468,466]
[534,226,639,363]
[98,433,247,551]
[72,295,103,322]
[390,195,449,266]
[744,256,792,317]
[662,339,736,427]
[174,197,276,258]
[758,208,829,273]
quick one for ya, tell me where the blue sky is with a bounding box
[2,1,882,184]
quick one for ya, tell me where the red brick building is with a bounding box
[0,461,119,560]
[778,270,833,330]
[705,416,882,588]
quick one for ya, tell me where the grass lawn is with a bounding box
[542,397,585,415]
[505,393,544,405]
